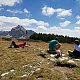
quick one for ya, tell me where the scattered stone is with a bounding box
[10,69,15,72]
[49,58,56,62]
[50,54,55,57]
[21,74,27,78]
[37,63,41,66]
[59,57,68,61]
[67,60,75,63]
[59,58,65,61]
[31,71,35,73]
[30,71,35,76]
[42,60,44,62]
[23,64,30,68]
[39,61,42,64]
[38,48,42,51]
[33,67,36,69]
[66,60,78,68]
[1,69,15,77]
[62,54,65,57]
[62,57,68,60]
[1,72,9,77]
[29,65,33,68]
[36,68,41,71]
[47,58,50,60]
[41,50,45,53]
[47,63,49,64]
[74,59,80,61]
[23,65,27,68]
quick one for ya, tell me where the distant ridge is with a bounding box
[0,25,36,38]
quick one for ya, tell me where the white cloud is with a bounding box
[23,8,31,17]
[57,9,72,17]
[60,17,65,20]
[0,0,22,6]
[6,8,30,17]
[0,26,13,31]
[60,21,71,27]
[24,8,30,14]
[76,15,80,26]
[76,20,80,26]
[0,16,49,31]
[37,21,49,26]
[7,9,23,14]
[48,27,80,38]
[35,26,80,38]
[76,15,80,19]
[42,6,72,17]
[74,27,80,30]
[36,26,47,31]
[56,8,64,13]
[42,6,55,16]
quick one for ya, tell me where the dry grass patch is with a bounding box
[0,41,80,80]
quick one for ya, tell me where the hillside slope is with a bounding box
[0,41,80,80]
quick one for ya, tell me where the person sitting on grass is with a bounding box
[68,40,80,58]
[8,41,26,48]
[48,37,62,58]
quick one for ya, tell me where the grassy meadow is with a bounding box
[0,40,80,80]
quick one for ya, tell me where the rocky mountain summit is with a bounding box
[10,25,27,38]
[0,25,36,38]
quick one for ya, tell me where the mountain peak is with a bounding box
[10,25,36,38]
[0,25,36,38]
[13,25,26,31]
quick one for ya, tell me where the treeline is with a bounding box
[30,33,80,43]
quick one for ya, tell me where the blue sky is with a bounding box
[0,0,80,38]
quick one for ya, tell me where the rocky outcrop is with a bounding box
[10,25,27,38]
[0,25,36,38]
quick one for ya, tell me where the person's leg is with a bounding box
[56,50,62,58]
[47,49,57,54]
[8,41,15,48]
[14,44,19,48]
[68,50,79,58]
[68,50,73,54]
[68,50,74,57]
[73,50,80,58]
[10,41,19,48]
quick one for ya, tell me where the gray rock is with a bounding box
[0,25,36,38]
